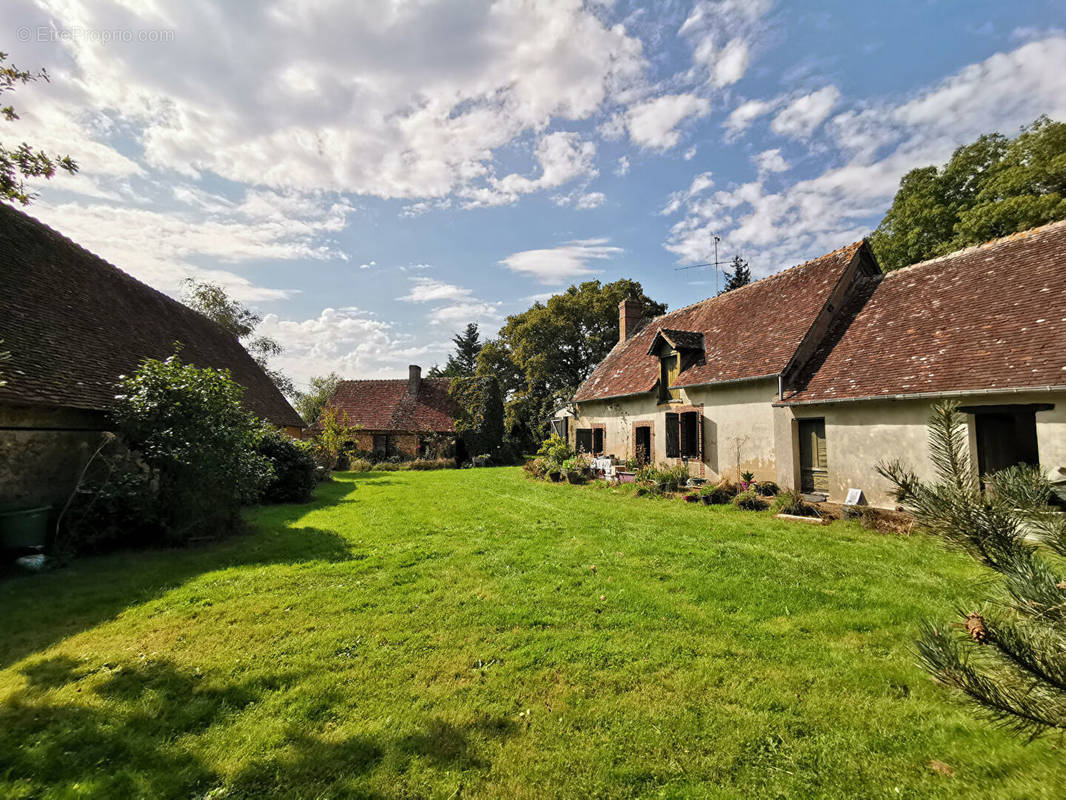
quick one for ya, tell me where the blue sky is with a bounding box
[7,0,1066,388]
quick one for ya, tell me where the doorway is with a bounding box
[798,418,828,493]
[973,408,1039,476]
[634,425,651,464]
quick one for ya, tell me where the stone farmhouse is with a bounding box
[0,204,304,509]
[321,367,457,460]
[556,222,1066,508]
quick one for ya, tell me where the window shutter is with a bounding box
[593,428,604,454]
[665,413,680,458]
[680,411,699,458]
[550,418,568,440]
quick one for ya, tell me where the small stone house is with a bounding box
[0,203,305,509]
[558,223,1066,507]
[321,366,457,460]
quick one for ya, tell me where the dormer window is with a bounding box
[660,350,680,402]
[647,328,704,404]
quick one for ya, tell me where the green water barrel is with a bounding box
[0,506,51,550]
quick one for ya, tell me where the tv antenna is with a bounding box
[675,234,723,294]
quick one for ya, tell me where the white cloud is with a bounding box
[681,0,772,87]
[753,148,789,175]
[26,187,352,301]
[399,278,472,303]
[661,171,714,215]
[625,93,711,150]
[359,260,376,270]
[683,146,698,160]
[723,97,778,138]
[500,238,623,283]
[770,86,840,138]
[259,307,446,387]
[427,301,502,326]
[554,190,606,209]
[17,0,644,203]
[461,131,598,207]
[615,155,631,176]
[666,36,1066,274]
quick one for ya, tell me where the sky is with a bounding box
[6,0,1066,390]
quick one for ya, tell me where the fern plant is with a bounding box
[878,401,1066,738]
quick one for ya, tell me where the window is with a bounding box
[665,413,680,458]
[680,411,700,458]
[593,427,604,455]
[972,407,1040,476]
[576,428,593,453]
[372,434,391,458]
[660,351,681,402]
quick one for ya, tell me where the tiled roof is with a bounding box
[0,203,304,428]
[573,242,865,402]
[324,378,456,432]
[781,221,1066,404]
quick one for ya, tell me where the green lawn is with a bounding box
[1,469,1062,799]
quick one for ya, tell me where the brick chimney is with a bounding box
[619,299,641,343]
[408,364,422,397]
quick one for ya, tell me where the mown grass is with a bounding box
[1,468,1062,798]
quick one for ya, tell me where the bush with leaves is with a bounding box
[699,481,736,505]
[257,429,317,503]
[878,400,1066,737]
[313,405,359,470]
[110,355,272,543]
[535,434,575,477]
[756,480,780,497]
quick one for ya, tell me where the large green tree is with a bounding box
[180,278,297,399]
[872,117,1066,271]
[477,279,666,449]
[1,52,78,204]
[429,323,482,378]
[294,372,341,426]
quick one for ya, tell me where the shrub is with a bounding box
[312,406,360,470]
[636,462,690,492]
[111,355,273,543]
[523,457,548,479]
[756,481,780,496]
[405,458,455,471]
[536,434,575,477]
[372,461,401,471]
[773,490,820,518]
[257,430,317,504]
[62,454,160,554]
[733,489,769,511]
[699,482,735,505]
[347,458,373,472]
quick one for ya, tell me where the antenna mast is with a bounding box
[674,234,724,292]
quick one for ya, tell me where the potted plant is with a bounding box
[739,470,755,491]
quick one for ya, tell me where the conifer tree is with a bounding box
[719,255,751,295]
[878,401,1066,737]
[429,323,482,377]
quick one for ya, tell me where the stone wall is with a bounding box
[0,403,111,510]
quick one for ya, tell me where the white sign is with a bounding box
[844,488,865,506]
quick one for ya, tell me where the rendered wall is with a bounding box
[569,377,780,481]
[774,391,1066,508]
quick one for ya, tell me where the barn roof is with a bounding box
[0,202,304,428]
[781,220,1066,404]
[573,241,867,402]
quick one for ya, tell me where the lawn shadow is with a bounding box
[0,480,358,671]
[1,655,270,798]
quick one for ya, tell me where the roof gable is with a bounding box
[0,203,304,428]
[325,378,456,432]
[573,241,865,402]
[782,221,1066,404]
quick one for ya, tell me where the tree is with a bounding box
[313,405,358,470]
[476,279,666,450]
[113,355,273,542]
[295,372,341,426]
[718,255,751,294]
[450,375,505,461]
[429,323,482,378]
[872,117,1066,271]
[1,52,78,204]
[878,401,1066,737]
[180,278,296,398]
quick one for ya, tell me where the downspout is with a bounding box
[778,373,783,402]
